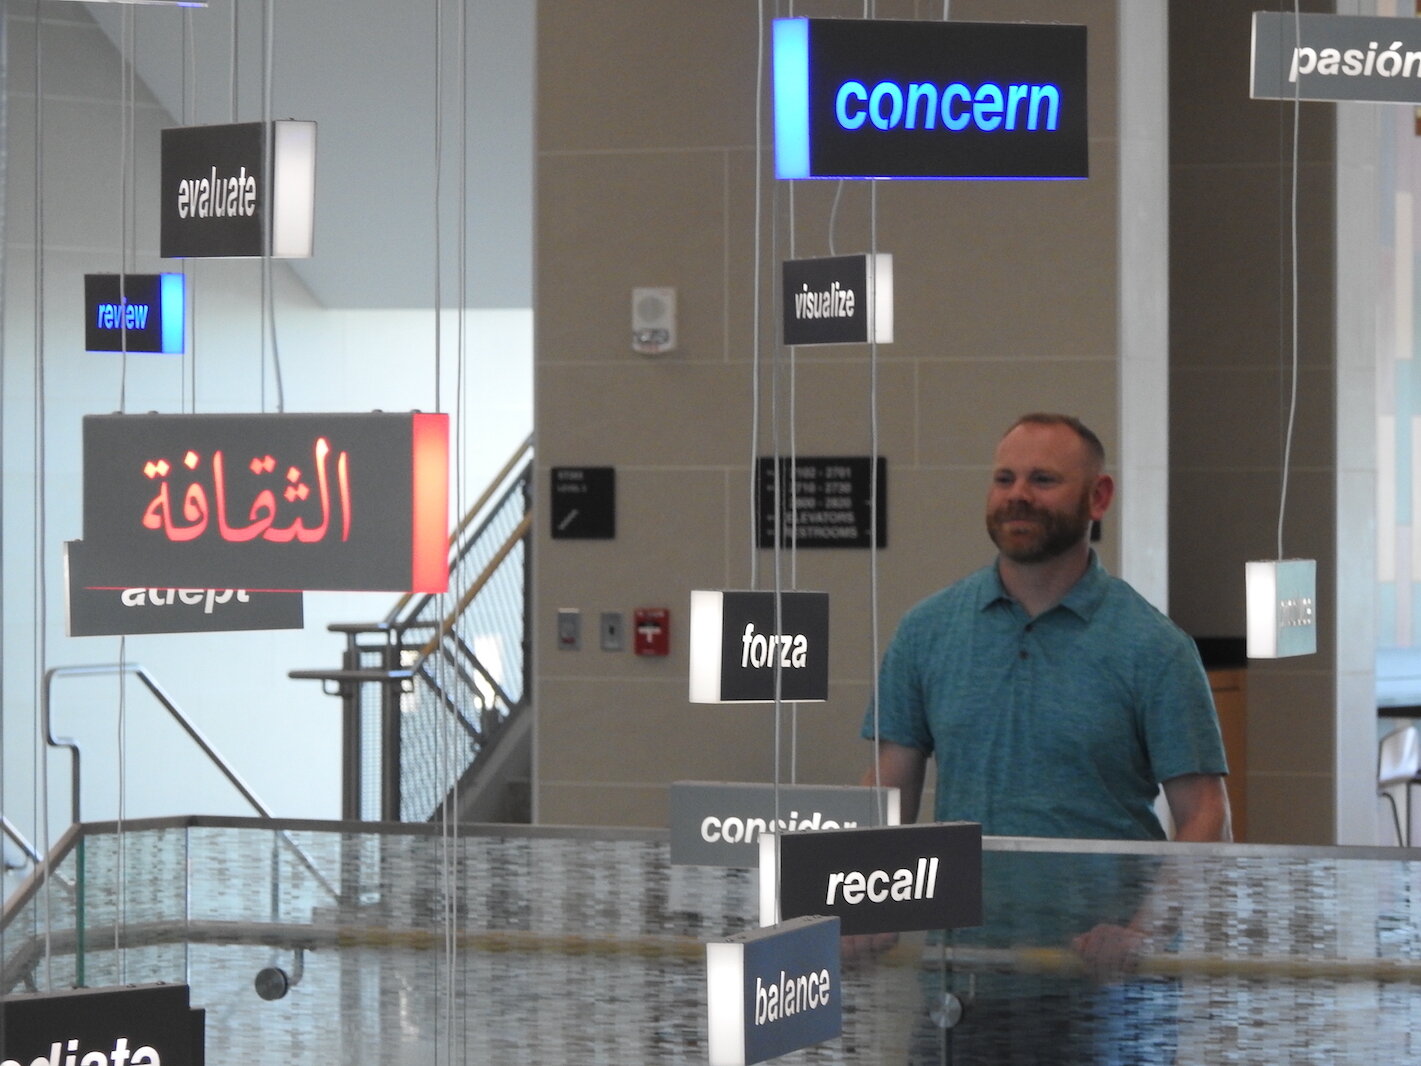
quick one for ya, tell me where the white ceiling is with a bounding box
[88,0,533,310]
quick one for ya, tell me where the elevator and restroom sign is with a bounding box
[84,274,185,354]
[782,254,893,346]
[670,781,900,867]
[772,17,1088,180]
[78,412,449,593]
[550,466,615,539]
[757,456,886,549]
[761,822,982,936]
[1251,12,1421,104]
[706,915,841,1066]
[161,120,316,258]
[1,983,206,1066]
[690,590,829,703]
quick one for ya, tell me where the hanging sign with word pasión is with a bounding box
[690,590,829,703]
[161,120,316,258]
[84,274,185,354]
[1251,12,1421,104]
[1,983,205,1066]
[772,17,1088,180]
[80,412,448,593]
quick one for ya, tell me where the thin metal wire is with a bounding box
[1278,1,1302,561]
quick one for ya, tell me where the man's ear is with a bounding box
[1090,473,1115,520]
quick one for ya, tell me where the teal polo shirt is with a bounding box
[862,553,1227,839]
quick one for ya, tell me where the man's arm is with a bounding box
[1162,772,1233,842]
[860,740,927,824]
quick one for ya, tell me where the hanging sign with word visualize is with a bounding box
[161,120,316,258]
[781,254,893,346]
[78,412,448,593]
[84,274,185,354]
[1251,12,1421,104]
[1,983,205,1066]
[772,17,1088,180]
[689,590,829,703]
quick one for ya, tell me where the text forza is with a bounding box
[741,623,809,669]
[793,281,856,321]
[754,968,832,1026]
[825,856,939,905]
[176,165,257,220]
[2,1036,160,1066]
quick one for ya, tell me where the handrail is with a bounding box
[41,664,338,902]
[416,512,534,662]
[2,814,42,866]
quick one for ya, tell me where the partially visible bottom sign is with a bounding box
[706,915,841,1066]
[1,983,205,1066]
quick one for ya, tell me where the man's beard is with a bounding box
[986,492,1092,564]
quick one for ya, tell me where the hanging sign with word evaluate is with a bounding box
[757,456,886,549]
[670,781,900,867]
[690,590,829,703]
[161,120,316,258]
[64,540,303,637]
[78,412,449,593]
[772,17,1088,180]
[762,822,982,936]
[781,254,893,346]
[1,983,205,1066]
[1251,12,1421,104]
[84,274,185,354]
[706,915,841,1066]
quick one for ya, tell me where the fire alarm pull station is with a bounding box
[634,608,670,656]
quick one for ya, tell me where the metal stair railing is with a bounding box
[289,435,533,823]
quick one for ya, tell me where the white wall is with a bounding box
[0,5,531,886]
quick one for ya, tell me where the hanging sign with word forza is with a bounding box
[757,456,886,549]
[84,274,185,354]
[761,822,982,936]
[1,983,205,1066]
[670,782,900,867]
[781,254,893,346]
[772,17,1088,180]
[1251,12,1421,104]
[79,412,448,593]
[64,540,303,636]
[161,120,316,258]
[706,915,841,1066]
[690,590,829,703]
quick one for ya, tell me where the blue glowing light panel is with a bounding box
[772,18,1088,180]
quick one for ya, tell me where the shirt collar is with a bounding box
[980,549,1108,621]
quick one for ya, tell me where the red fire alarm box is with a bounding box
[634,608,670,656]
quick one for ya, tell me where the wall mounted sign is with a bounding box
[706,915,841,1066]
[757,456,886,549]
[161,120,316,258]
[761,822,982,936]
[64,540,304,636]
[772,17,1088,180]
[84,273,185,354]
[1251,12,1421,104]
[670,781,899,867]
[781,254,893,346]
[690,590,829,703]
[550,466,615,540]
[79,412,448,593]
[1,983,205,1066]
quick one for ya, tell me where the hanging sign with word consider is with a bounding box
[161,120,316,258]
[1251,12,1421,104]
[706,915,841,1066]
[690,590,829,703]
[79,412,449,594]
[1,983,205,1066]
[84,274,185,354]
[781,254,893,346]
[670,781,899,867]
[772,17,1088,180]
[762,822,982,936]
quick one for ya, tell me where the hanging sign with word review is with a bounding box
[690,590,829,703]
[781,254,893,346]
[761,822,982,936]
[757,456,886,550]
[772,17,1088,180]
[161,120,316,258]
[1251,12,1421,104]
[79,412,449,594]
[1,983,205,1066]
[670,782,900,867]
[706,915,842,1066]
[84,274,185,354]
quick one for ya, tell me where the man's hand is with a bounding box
[1070,922,1145,983]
